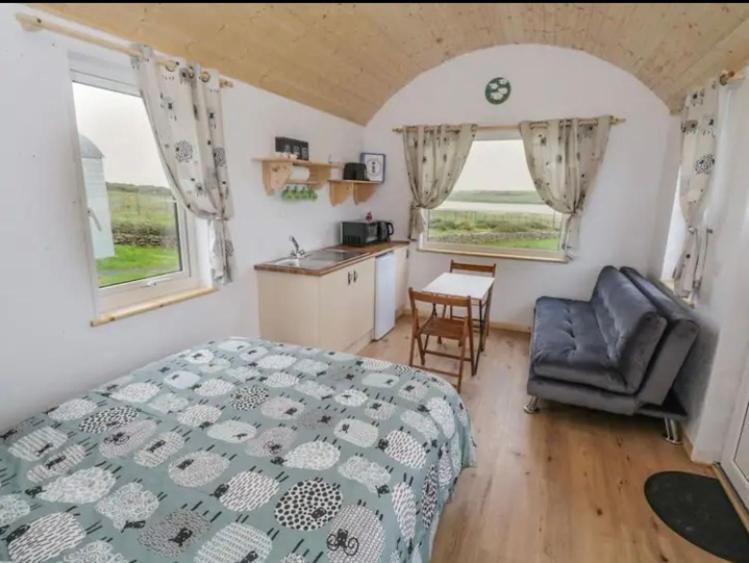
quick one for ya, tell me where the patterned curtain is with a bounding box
[402,124,478,240]
[132,46,235,285]
[519,116,611,257]
[672,78,720,299]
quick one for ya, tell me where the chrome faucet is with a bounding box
[289,236,306,259]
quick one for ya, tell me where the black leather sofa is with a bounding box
[525,266,698,443]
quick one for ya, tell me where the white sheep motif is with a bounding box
[61,540,128,563]
[32,466,116,504]
[277,440,340,470]
[334,418,379,448]
[195,522,273,563]
[8,426,68,462]
[47,398,97,421]
[337,455,392,495]
[7,511,85,563]
[26,443,87,483]
[134,431,185,468]
[211,469,281,512]
[0,494,30,527]
[96,482,160,530]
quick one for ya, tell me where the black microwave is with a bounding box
[341,221,379,246]
[341,221,394,245]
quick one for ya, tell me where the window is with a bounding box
[423,132,565,260]
[71,63,204,314]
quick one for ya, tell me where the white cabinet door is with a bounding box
[348,258,375,343]
[259,257,377,353]
[257,271,320,346]
[318,265,354,351]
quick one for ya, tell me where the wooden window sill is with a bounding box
[91,287,217,327]
[418,244,569,264]
[659,278,696,308]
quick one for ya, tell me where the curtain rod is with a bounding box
[15,13,234,88]
[392,116,625,134]
[719,69,744,85]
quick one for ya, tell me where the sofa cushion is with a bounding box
[528,371,639,415]
[590,266,667,392]
[620,267,699,404]
[531,297,628,393]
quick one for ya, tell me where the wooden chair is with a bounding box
[442,260,496,353]
[409,288,474,392]
[450,260,497,277]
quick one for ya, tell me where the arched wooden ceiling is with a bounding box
[32,3,749,124]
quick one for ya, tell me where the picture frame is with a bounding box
[275,136,309,160]
[360,152,386,183]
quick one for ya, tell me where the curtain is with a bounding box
[672,78,720,298]
[519,116,611,256]
[402,124,478,239]
[131,45,235,285]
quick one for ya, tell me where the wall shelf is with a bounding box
[254,158,339,194]
[329,179,380,206]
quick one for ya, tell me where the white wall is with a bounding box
[0,4,364,430]
[0,9,698,438]
[674,73,749,461]
[362,44,678,327]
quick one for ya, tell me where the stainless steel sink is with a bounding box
[269,249,365,270]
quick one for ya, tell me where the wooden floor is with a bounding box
[360,319,719,563]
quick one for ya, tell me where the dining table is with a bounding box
[422,271,495,372]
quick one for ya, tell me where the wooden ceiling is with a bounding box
[32,3,749,124]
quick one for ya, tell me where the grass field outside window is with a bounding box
[96,183,182,287]
[424,138,564,257]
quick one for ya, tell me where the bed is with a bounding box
[0,338,476,563]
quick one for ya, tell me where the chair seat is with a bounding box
[421,316,466,340]
[531,297,627,393]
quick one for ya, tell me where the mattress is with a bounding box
[0,337,476,563]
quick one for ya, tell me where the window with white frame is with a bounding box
[423,132,564,259]
[70,60,205,313]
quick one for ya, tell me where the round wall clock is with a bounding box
[485,77,511,105]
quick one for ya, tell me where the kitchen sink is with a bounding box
[269,248,365,270]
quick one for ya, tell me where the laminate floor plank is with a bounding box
[360,319,718,563]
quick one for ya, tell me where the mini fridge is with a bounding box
[374,251,396,339]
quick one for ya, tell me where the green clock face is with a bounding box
[485,77,511,105]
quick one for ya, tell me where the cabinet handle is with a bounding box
[353,270,358,283]
[348,271,352,285]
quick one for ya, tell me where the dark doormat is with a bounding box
[645,471,749,562]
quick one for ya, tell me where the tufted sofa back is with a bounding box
[590,267,667,393]
[620,267,699,404]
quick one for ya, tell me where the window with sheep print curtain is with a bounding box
[519,116,611,257]
[673,78,720,299]
[132,45,235,285]
[402,124,478,240]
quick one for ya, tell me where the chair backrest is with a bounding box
[450,260,496,277]
[409,288,472,328]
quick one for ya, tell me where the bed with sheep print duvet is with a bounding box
[0,338,476,563]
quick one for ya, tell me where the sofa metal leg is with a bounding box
[524,396,540,414]
[663,418,682,445]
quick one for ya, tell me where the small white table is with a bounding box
[422,272,495,371]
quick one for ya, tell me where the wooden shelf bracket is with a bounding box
[329,179,380,206]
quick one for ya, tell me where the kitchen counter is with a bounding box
[254,240,409,276]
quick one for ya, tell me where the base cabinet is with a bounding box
[257,258,375,352]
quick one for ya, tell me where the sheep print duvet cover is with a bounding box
[0,338,476,563]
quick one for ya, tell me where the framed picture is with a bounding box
[361,152,386,183]
[275,137,309,160]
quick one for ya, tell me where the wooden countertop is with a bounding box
[254,240,409,276]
